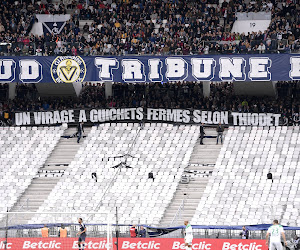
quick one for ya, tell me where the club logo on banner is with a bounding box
[42,22,66,35]
[2,54,300,83]
[35,14,71,36]
[51,56,87,83]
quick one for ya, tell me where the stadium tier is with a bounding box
[0,0,299,55]
[2,0,300,249]
[192,126,300,226]
[29,123,196,225]
[0,127,64,220]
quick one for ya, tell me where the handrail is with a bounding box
[7,198,29,224]
[170,198,185,226]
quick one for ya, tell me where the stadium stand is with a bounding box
[191,126,300,226]
[2,0,300,248]
[2,81,300,112]
[29,123,197,225]
[161,127,223,225]
[0,0,299,55]
[0,126,64,220]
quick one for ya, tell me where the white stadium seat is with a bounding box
[0,126,64,220]
[191,126,300,226]
[30,123,197,225]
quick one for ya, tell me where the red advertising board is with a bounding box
[0,238,268,250]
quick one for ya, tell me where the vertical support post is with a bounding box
[8,82,16,100]
[202,81,210,98]
[5,208,8,250]
[105,82,113,99]
[115,207,119,250]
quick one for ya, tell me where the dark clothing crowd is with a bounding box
[0,0,300,56]
[1,81,300,126]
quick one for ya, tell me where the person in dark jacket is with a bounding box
[138,226,146,237]
[77,122,84,143]
[199,123,205,145]
[216,123,224,144]
[241,226,249,239]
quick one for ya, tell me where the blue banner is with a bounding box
[42,21,66,35]
[0,54,300,83]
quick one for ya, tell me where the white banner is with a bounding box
[231,20,271,33]
[31,14,71,36]
[14,108,282,126]
[35,14,71,23]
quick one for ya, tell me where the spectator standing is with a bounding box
[71,46,78,56]
[54,45,60,55]
[199,123,205,145]
[278,42,285,53]
[83,23,89,33]
[14,46,21,56]
[241,226,249,239]
[216,123,224,144]
[58,224,68,238]
[77,122,84,143]
[28,45,35,55]
[138,226,146,238]
[36,46,43,56]
[257,42,266,53]
[130,225,137,238]
[41,224,49,237]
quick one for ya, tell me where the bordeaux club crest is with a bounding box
[51,56,86,83]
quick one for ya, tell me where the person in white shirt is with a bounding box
[184,221,193,250]
[257,42,266,54]
[266,220,287,250]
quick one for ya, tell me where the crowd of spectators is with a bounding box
[0,81,300,125]
[0,0,299,56]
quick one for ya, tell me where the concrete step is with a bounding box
[44,161,71,165]
[8,128,92,224]
[162,212,195,217]
[191,154,220,158]
[12,204,42,209]
[21,194,50,198]
[25,187,54,192]
[168,201,200,206]
[24,189,53,193]
[32,178,61,184]
[66,8,75,14]
[44,127,90,166]
[160,129,223,226]
[178,182,208,187]
[193,144,223,148]
[27,183,57,188]
[79,20,94,29]
[18,198,45,203]
[189,161,218,165]
[10,207,40,212]
[40,166,68,171]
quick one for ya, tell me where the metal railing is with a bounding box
[7,199,29,226]
[1,225,300,239]
[170,199,185,227]
[0,39,298,56]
